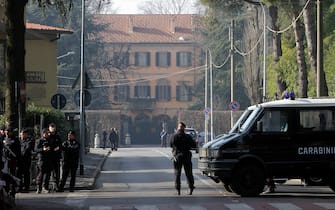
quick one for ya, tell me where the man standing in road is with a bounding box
[48,123,62,191]
[170,122,196,195]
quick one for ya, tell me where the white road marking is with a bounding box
[224,203,254,210]
[269,203,302,210]
[314,203,335,209]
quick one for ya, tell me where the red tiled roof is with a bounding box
[26,22,73,34]
[89,14,201,43]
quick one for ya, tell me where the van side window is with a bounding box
[299,110,335,131]
[260,110,288,132]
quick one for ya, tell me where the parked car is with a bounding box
[184,128,199,153]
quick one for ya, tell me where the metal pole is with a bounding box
[204,50,208,144]
[209,50,213,141]
[79,0,85,175]
[316,0,321,97]
[230,20,234,129]
[260,2,267,102]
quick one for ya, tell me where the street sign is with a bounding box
[51,94,67,109]
[74,90,91,107]
[229,101,240,111]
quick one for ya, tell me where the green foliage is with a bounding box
[25,104,70,140]
[324,34,335,96]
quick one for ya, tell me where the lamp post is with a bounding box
[79,0,85,175]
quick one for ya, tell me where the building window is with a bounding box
[135,52,150,67]
[156,52,171,67]
[26,71,46,83]
[176,82,192,101]
[114,84,130,101]
[176,51,192,67]
[135,83,151,98]
[156,85,171,101]
[113,52,129,69]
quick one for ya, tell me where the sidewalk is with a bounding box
[74,148,111,190]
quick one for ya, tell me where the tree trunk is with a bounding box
[242,5,263,104]
[5,0,27,128]
[292,10,308,98]
[268,5,286,97]
[302,0,328,96]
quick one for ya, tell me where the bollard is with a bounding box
[125,133,131,145]
[94,133,100,148]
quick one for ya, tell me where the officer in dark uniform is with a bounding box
[170,122,196,195]
[35,128,52,194]
[3,127,20,176]
[59,130,80,192]
[17,129,34,192]
[48,123,62,191]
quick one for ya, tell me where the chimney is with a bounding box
[129,16,134,33]
[170,16,176,34]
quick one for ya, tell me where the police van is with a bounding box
[198,98,335,196]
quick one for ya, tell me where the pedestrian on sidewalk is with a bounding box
[109,128,118,151]
[170,122,196,195]
[102,130,107,149]
[17,128,34,193]
[59,130,80,192]
[35,128,52,194]
[48,123,62,191]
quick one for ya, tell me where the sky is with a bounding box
[113,0,146,14]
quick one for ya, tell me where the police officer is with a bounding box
[17,129,34,192]
[48,123,62,191]
[59,130,80,192]
[35,128,52,194]
[170,122,196,195]
[3,127,20,176]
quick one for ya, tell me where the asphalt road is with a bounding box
[15,146,335,210]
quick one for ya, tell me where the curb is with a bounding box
[87,150,111,190]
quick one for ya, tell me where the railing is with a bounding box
[26,71,46,83]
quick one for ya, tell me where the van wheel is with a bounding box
[230,165,265,197]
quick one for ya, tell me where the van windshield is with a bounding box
[234,107,261,133]
[229,110,250,133]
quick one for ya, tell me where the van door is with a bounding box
[248,109,295,175]
[295,109,335,175]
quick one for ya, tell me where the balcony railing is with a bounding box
[26,71,46,83]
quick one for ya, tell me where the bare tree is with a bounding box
[138,0,196,14]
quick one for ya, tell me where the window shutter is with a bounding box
[176,52,180,67]
[147,86,151,97]
[167,52,171,66]
[146,52,151,66]
[135,86,138,97]
[187,52,192,66]
[156,52,159,66]
[176,86,180,101]
[168,86,171,101]
[155,86,159,99]
[135,52,139,66]
[188,86,192,101]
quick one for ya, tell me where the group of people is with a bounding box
[102,128,119,151]
[0,123,80,195]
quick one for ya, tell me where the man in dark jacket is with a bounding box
[35,128,52,194]
[3,127,20,176]
[59,130,80,192]
[48,123,62,191]
[170,122,196,195]
[109,128,118,151]
[17,129,34,192]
